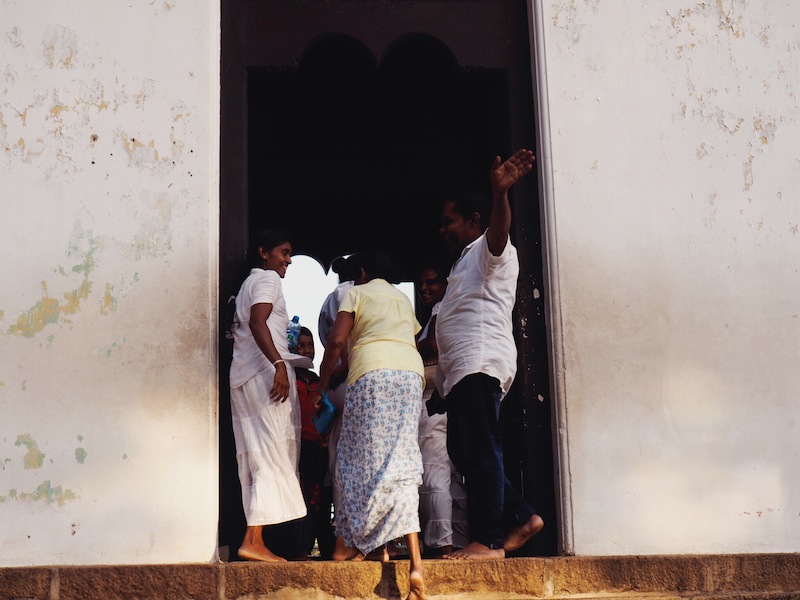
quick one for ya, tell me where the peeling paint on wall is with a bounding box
[132,193,175,259]
[100,283,118,315]
[1,481,76,506]
[0,224,128,338]
[15,434,44,469]
[43,24,78,69]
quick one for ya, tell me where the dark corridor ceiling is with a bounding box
[246,32,509,279]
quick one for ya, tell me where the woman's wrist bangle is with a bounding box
[273,359,285,367]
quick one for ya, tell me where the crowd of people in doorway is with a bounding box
[227,149,544,599]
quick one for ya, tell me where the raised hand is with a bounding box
[490,148,535,195]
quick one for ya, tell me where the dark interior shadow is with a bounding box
[220,27,557,558]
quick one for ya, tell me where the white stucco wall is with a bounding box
[534,1,800,554]
[0,1,220,565]
[1,0,798,569]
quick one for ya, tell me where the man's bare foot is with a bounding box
[238,545,287,562]
[407,568,426,600]
[504,513,544,553]
[444,541,504,560]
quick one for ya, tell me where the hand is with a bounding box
[311,391,323,411]
[270,362,290,403]
[490,148,535,195]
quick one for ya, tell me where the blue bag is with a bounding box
[312,392,337,436]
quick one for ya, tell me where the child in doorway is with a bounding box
[295,326,335,559]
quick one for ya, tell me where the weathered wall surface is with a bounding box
[0,2,219,565]
[1,0,797,568]
[536,1,800,554]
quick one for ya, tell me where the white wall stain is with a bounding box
[43,24,78,69]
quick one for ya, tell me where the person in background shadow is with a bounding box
[435,149,545,560]
[317,254,358,544]
[415,259,469,558]
[315,251,427,600]
[228,229,311,562]
[294,326,335,559]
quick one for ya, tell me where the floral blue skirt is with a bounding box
[334,369,424,555]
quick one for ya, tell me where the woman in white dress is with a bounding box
[228,229,311,561]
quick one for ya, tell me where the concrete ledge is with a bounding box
[1,554,799,600]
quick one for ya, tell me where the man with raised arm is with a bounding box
[435,149,544,560]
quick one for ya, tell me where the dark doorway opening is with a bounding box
[247,32,509,277]
[220,0,557,558]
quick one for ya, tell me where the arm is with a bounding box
[486,148,536,256]
[416,314,439,364]
[318,310,355,395]
[249,302,291,403]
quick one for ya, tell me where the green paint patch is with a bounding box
[77,435,83,442]
[7,286,60,337]
[75,447,87,464]
[4,481,76,506]
[100,283,118,315]
[15,434,44,469]
[4,229,97,338]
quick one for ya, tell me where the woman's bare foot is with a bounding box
[365,545,390,562]
[237,545,287,562]
[407,567,426,600]
[238,525,286,562]
[332,536,365,561]
[503,513,544,553]
[444,541,504,560]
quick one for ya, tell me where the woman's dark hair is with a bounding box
[331,254,359,283]
[299,326,313,338]
[247,228,293,266]
[346,251,403,285]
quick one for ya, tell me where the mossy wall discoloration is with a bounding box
[2,481,77,506]
[1,0,219,566]
[15,434,45,469]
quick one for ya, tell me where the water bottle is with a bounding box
[286,315,301,352]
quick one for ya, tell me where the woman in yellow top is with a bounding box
[316,251,427,600]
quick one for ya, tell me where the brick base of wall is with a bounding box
[2,553,800,600]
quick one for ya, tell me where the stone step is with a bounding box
[2,554,799,599]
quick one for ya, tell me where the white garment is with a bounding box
[418,363,452,549]
[230,268,292,388]
[436,233,519,398]
[317,280,355,348]
[230,366,307,525]
[318,281,353,503]
[229,267,310,526]
[418,360,468,550]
